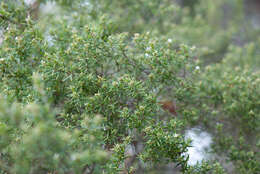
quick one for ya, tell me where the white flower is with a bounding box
[195,66,200,70]
[134,33,140,37]
[146,47,151,51]
[173,133,179,138]
[167,38,172,43]
[112,81,118,86]
[145,53,150,58]
[0,58,5,61]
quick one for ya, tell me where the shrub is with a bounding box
[0,0,259,173]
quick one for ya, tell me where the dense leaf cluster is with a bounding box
[0,0,259,174]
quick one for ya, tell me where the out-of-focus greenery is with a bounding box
[0,0,259,173]
[186,41,260,173]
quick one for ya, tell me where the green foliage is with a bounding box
[180,31,260,174]
[186,161,226,174]
[0,0,259,173]
[142,120,189,170]
[0,97,108,174]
